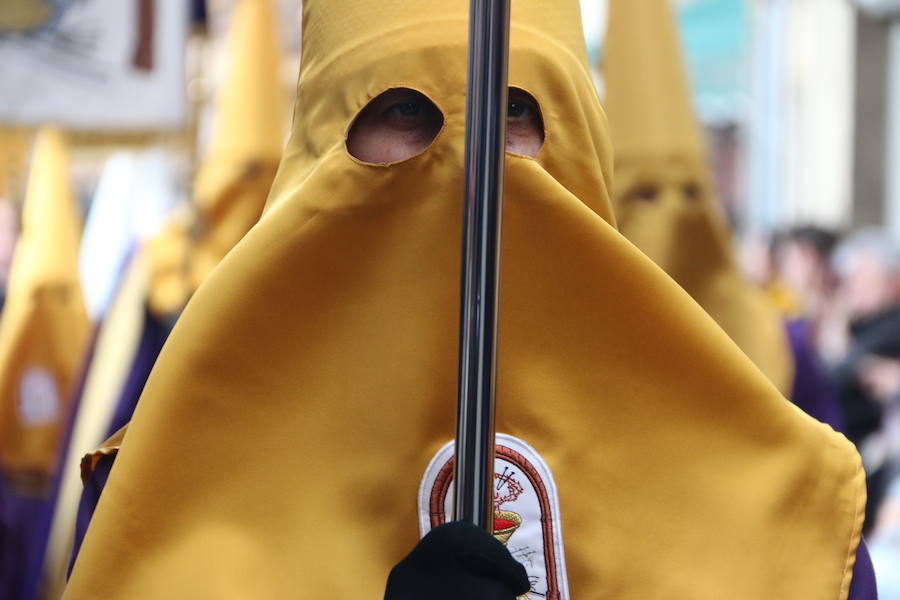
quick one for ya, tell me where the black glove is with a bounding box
[384,521,530,600]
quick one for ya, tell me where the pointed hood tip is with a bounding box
[603,0,706,162]
[209,0,287,165]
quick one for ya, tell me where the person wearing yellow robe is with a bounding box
[66,1,866,598]
[0,128,89,599]
[0,128,88,493]
[604,0,794,395]
[0,128,27,202]
[147,0,286,317]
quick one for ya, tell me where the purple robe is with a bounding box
[68,309,169,577]
[787,319,845,432]
[68,454,114,579]
[0,478,54,600]
[103,308,169,438]
[849,539,879,599]
[0,331,99,600]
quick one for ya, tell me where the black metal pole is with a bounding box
[453,0,511,532]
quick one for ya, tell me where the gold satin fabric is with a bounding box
[0,128,28,200]
[148,0,285,316]
[604,0,793,394]
[0,128,89,493]
[66,2,863,598]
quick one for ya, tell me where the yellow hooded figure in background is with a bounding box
[0,128,28,202]
[147,0,286,316]
[604,0,794,394]
[66,1,864,598]
[0,128,88,493]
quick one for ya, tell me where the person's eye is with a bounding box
[683,182,701,202]
[388,101,423,119]
[508,101,531,120]
[505,88,544,157]
[629,185,659,203]
[383,98,432,131]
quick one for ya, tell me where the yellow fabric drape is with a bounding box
[0,128,89,494]
[66,2,863,598]
[148,0,286,316]
[0,1,51,32]
[0,128,28,200]
[604,0,794,394]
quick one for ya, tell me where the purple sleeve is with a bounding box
[67,310,167,577]
[67,453,115,579]
[786,319,845,431]
[0,477,54,600]
[105,309,169,438]
[848,540,878,600]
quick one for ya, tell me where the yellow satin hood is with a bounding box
[147,0,285,316]
[66,2,863,599]
[604,0,793,393]
[0,128,28,200]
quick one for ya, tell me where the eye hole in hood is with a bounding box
[506,87,544,158]
[346,88,445,165]
[345,87,546,165]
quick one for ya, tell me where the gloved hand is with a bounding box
[384,521,530,599]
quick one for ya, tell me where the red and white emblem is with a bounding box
[418,434,570,599]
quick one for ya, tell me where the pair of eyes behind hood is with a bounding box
[346,87,545,164]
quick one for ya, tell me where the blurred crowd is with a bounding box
[740,225,900,588]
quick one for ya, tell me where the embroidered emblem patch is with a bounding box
[418,434,570,600]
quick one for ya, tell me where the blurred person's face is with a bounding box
[777,240,829,303]
[737,234,773,287]
[841,251,900,320]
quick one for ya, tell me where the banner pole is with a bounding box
[453,0,511,532]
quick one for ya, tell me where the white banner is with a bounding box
[0,0,189,130]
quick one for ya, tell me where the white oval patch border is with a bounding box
[418,433,570,600]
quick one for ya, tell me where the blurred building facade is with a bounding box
[677,0,900,238]
[748,0,857,230]
[843,0,900,237]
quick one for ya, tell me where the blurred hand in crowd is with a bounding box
[858,355,900,403]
